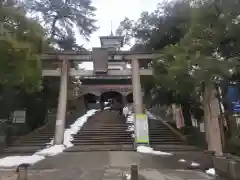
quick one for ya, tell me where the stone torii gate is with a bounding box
[41,50,157,145]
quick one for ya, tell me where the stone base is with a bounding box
[214,155,240,180]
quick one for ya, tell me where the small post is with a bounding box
[16,163,30,180]
[130,164,138,180]
[122,172,127,180]
[229,160,238,180]
[204,150,215,168]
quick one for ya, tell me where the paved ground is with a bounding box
[0,151,227,180]
[0,110,227,180]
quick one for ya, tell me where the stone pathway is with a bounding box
[0,151,226,180]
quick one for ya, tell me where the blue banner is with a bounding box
[227,86,240,112]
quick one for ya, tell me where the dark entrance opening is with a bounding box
[100,91,123,111]
[126,93,133,103]
[84,93,98,110]
[100,91,122,104]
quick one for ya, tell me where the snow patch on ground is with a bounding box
[190,162,200,167]
[104,107,110,110]
[124,173,131,180]
[36,109,98,156]
[126,114,134,124]
[126,114,135,138]
[127,125,134,132]
[205,168,216,176]
[178,159,186,162]
[0,109,98,167]
[0,155,45,167]
[137,146,172,156]
[35,145,65,156]
[146,111,157,120]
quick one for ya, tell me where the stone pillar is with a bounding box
[131,58,149,145]
[54,60,68,145]
[122,95,127,107]
[131,59,143,114]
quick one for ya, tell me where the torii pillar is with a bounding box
[131,58,149,145]
[54,59,68,145]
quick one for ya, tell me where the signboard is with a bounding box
[176,105,185,129]
[93,48,108,73]
[227,86,240,113]
[12,110,26,123]
[135,114,149,144]
[232,102,240,112]
[200,122,205,132]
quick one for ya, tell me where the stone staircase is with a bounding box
[65,110,134,151]
[2,111,80,154]
[148,118,199,152]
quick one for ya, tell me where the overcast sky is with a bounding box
[76,0,160,50]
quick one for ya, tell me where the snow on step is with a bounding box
[0,109,98,167]
[137,145,172,156]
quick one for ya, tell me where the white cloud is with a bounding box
[75,0,160,69]
[76,0,160,49]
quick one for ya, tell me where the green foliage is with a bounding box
[116,0,191,50]
[0,1,45,92]
[155,0,240,89]
[23,0,98,41]
[0,40,42,92]
[54,32,87,51]
[116,0,194,104]
[117,0,240,107]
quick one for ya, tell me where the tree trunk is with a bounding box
[49,16,59,40]
[204,85,212,149]
[172,104,177,122]
[203,82,223,156]
[182,103,192,126]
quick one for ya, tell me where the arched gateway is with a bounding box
[41,34,156,145]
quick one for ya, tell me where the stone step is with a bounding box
[79,129,129,133]
[149,137,181,140]
[149,134,183,139]
[149,131,179,135]
[84,122,127,127]
[82,126,128,130]
[14,136,53,142]
[149,129,175,132]
[73,137,133,142]
[149,141,183,145]
[25,133,55,136]
[148,129,173,131]
[16,136,53,140]
[148,124,169,127]
[11,142,49,147]
[78,131,132,135]
[151,145,200,152]
[75,134,131,138]
[12,139,51,144]
[149,131,177,134]
[73,140,133,145]
[72,141,133,145]
[148,125,171,127]
[2,146,45,153]
[149,139,181,142]
[149,138,182,141]
[65,144,134,152]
